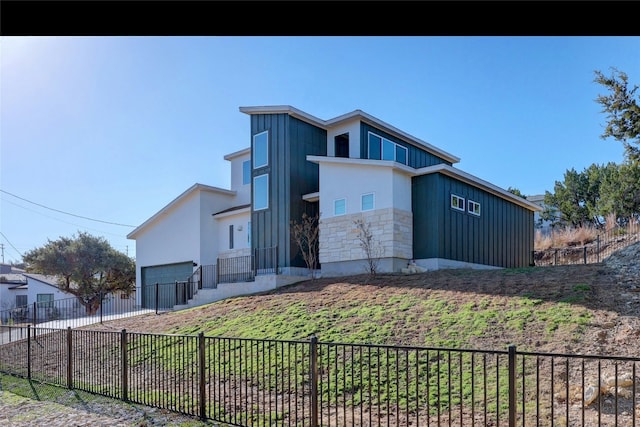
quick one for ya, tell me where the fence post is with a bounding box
[155,282,159,315]
[309,335,318,427]
[67,327,73,389]
[27,325,32,379]
[198,332,206,420]
[275,245,279,275]
[253,249,258,277]
[597,235,600,263]
[216,261,221,286]
[554,249,558,266]
[99,290,103,324]
[583,246,587,264]
[121,329,128,402]
[32,301,37,326]
[174,281,179,306]
[508,345,516,427]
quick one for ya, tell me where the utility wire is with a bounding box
[0,189,136,227]
[0,231,24,259]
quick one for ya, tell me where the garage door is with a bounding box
[141,262,194,309]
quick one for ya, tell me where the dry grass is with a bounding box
[535,226,599,250]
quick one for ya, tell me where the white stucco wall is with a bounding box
[228,150,252,205]
[132,188,235,289]
[215,210,252,255]
[25,277,72,304]
[326,119,361,158]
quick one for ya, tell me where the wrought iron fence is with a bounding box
[0,292,149,329]
[1,327,638,426]
[534,224,640,267]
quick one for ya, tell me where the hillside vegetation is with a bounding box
[95,246,640,358]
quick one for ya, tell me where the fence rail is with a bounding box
[534,224,639,266]
[1,326,638,426]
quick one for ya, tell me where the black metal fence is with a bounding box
[1,327,637,426]
[534,224,639,266]
[0,292,149,329]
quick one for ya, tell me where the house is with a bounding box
[527,194,558,236]
[0,264,27,315]
[127,105,541,307]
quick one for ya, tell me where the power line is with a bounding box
[0,189,136,227]
[0,231,24,260]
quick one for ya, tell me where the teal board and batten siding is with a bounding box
[412,174,534,268]
[249,114,326,269]
[359,123,453,168]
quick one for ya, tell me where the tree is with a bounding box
[506,187,526,198]
[594,68,640,161]
[353,218,382,279]
[290,212,320,279]
[22,232,135,315]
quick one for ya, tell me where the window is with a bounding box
[468,200,481,216]
[247,221,251,247]
[15,295,27,307]
[253,131,268,169]
[37,293,54,308]
[334,198,346,216]
[253,174,269,210]
[229,224,234,249]
[451,194,465,211]
[242,160,251,185]
[335,133,349,158]
[367,132,408,165]
[361,193,374,211]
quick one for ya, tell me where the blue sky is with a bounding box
[1,36,638,264]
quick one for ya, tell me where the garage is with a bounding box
[141,262,194,309]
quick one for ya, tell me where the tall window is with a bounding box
[37,293,54,308]
[368,132,408,165]
[254,174,269,210]
[334,198,346,216]
[229,224,234,249]
[253,131,268,169]
[361,193,375,211]
[242,160,251,185]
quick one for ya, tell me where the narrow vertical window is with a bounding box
[253,130,268,169]
[242,160,251,185]
[247,221,251,247]
[229,224,234,249]
[253,174,269,210]
[334,198,346,216]
[361,193,374,211]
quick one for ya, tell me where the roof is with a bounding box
[0,273,27,284]
[23,273,62,288]
[213,204,251,217]
[239,105,461,165]
[127,183,236,239]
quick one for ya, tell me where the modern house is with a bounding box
[127,105,541,307]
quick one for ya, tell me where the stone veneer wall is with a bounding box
[319,208,413,264]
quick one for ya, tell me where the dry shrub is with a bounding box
[535,229,554,250]
[605,212,618,232]
[554,226,598,247]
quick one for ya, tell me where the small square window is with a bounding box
[451,194,465,211]
[334,198,346,216]
[361,193,374,211]
[468,200,481,216]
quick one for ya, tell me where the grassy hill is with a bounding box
[96,263,640,357]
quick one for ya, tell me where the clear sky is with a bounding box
[1,36,638,264]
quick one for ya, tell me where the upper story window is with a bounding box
[253,130,269,169]
[361,193,374,211]
[368,132,408,165]
[242,160,251,185]
[253,174,269,210]
[334,198,346,216]
[451,194,465,212]
[468,200,481,216]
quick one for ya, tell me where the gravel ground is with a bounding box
[0,382,219,427]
